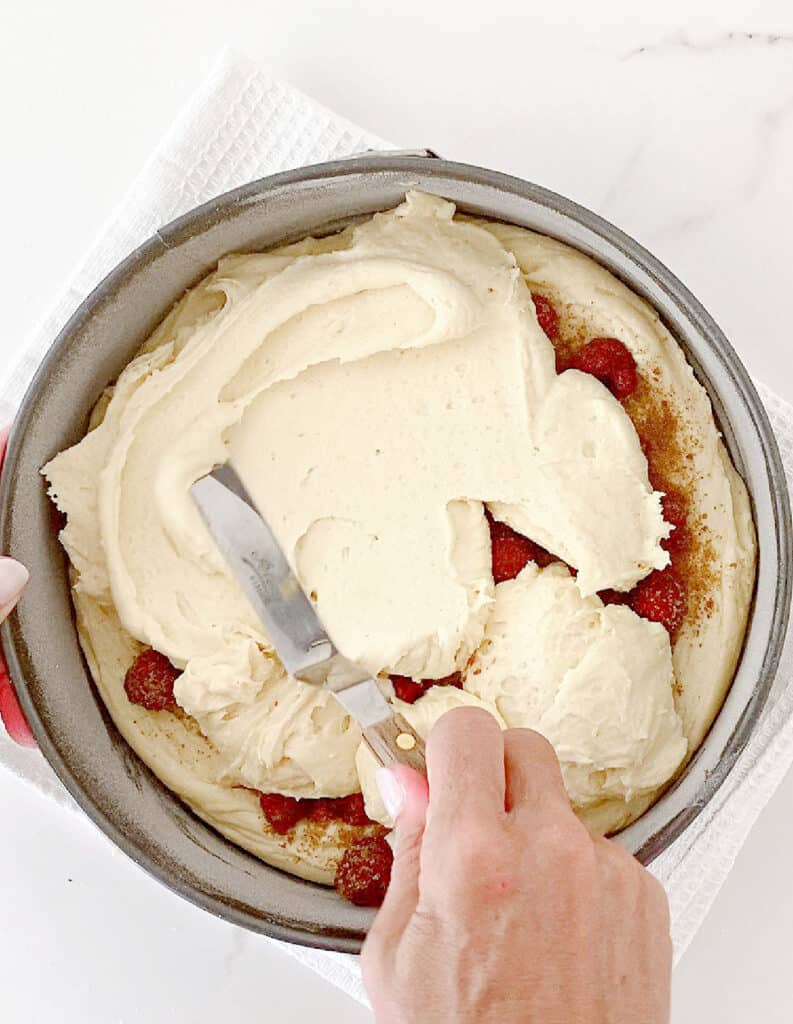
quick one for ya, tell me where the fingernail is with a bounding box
[0,558,29,607]
[376,767,406,820]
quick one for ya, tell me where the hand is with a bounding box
[363,708,672,1024]
[0,425,34,747]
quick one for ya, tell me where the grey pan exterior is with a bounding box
[0,155,790,953]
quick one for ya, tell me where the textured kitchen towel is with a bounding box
[0,49,791,1007]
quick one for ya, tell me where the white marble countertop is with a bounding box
[2,2,793,1020]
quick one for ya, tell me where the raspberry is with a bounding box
[488,515,551,583]
[334,835,393,906]
[123,648,180,711]
[531,292,559,340]
[50,502,67,536]
[390,672,463,705]
[661,491,689,554]
[661,491,687,528]
[434,672,463,690]
[259,793,309,834]
[311,792,372,827]
[598,588,628,606]
[261,791,373,832]
[336,793,372,827]
[571,337,638,401]
[390,675,426,704]
[629,568,687,635]
[308,798,336,823]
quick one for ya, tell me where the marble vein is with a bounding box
[622,30,793,61]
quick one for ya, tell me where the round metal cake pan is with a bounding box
[1,154,790,952]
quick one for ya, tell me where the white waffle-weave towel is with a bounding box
[1,49,791,1008]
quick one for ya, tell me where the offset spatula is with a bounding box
[191,464,426,774]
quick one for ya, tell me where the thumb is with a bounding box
[367,765,428,947]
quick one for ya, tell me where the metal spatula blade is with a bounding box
[191,464,425,773]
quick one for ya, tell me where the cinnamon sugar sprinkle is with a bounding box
[279,818,387,863]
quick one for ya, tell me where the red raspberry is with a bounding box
[629,568,687,635]
[433,672,463,690]
[531,292,559,340]
[334,835,393,906]
[661,491,687,528]
[598,588,628,606]
[336,793,372,827]
[390,675,427,704]
[571,337,638,401]
[310,792,373,827]
[259,793,309,834]
[661,491,689,554]
[308,798,335,823]
[123,648,180,711]
[50,502,67,535]
[489,516,550,583]
[390,671,464,704]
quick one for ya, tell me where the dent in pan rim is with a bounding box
[1,155,790,951]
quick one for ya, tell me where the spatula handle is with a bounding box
[362,713,426,774]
